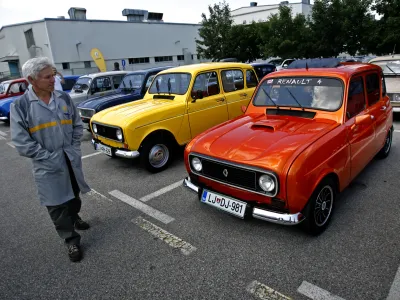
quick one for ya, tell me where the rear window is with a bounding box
[253,77,344,111]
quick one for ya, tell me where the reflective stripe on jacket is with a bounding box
[10,88,90,206]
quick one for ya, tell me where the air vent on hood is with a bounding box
[266,108,316,119]
[153,95,175,100]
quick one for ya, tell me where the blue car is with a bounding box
[62,75,81,93]
[77,66,173,129]
[0,95,20,123]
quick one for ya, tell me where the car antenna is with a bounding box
[306,61,308,71]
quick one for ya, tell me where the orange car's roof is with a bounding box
[266,63,382,81]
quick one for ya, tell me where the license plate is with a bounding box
[96,143,112,156]
[201,189,247,219]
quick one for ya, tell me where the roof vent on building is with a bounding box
[280,1,289,5]
[122,9,163,22]
[68,7,87,20]
[301,0,311,4]
[250,2,258,6]
[57,16,65,19]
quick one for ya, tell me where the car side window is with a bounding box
[112,75,124,89]
[191,71,220,99]
[346,76,366,119]
[365,72,380,106]
[8,83,21,94]
[246,70,258,88]
[92,77,112,93]
[221,70,244,93]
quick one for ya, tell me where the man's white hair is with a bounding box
[22,57,55,81]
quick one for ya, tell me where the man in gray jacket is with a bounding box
[10,57,91,262]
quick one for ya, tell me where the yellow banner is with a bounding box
[90,48,106,72]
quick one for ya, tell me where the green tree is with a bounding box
[195,1,234,61]
[373,0,400,55]
[259,5,313,59]
[309,0,346,57]
[341,0,375,56]
[228,22,263,62]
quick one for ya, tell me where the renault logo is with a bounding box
[223,169,228,177]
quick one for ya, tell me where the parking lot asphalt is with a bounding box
[1,115,400,300]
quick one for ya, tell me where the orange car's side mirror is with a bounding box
[355,114,370,125]
[241,105,247,113]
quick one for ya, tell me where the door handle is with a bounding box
[239,93,247,97]
[216,98,225,102]
[381,106,387,111]
[371,115,375,120]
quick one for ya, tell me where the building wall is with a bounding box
[0,21,53,75]
[46,19,203,75]
[231,3,312,24]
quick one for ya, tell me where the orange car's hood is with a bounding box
[191,113,339,174]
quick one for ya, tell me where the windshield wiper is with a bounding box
[386,64,398,74]
[262,87,279,109]
[285,87,305,111]
[167,78,171,95]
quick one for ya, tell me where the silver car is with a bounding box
[69,71,129,106]
[369,55,400,112]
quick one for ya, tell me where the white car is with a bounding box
[69,71,129,106]
[369,54,400,112]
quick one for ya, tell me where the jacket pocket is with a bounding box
[33,149,65,175]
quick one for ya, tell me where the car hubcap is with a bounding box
[384,129,392,154]
[314,185,333,227]
[149,144,169,168]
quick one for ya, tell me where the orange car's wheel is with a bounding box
[302,177,337,235]
[376,127,393,159]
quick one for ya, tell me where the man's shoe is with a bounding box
[68,244,82,262]
[74,218,90,230]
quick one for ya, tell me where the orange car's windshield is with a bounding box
[253,77,344,111]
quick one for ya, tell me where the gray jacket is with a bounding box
[10,88,90,206]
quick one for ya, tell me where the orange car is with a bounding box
[183,58,393,235]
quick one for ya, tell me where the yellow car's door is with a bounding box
[220,68,257,119]
[187,70,229,138]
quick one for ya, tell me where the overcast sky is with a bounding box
[0,0,311,28]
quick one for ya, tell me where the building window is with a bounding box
[155,56,173,63]
[24,29,35,48]
[84,61,91,68]
[62,63,70,70]
[128,57,150,64]
[177,55,184,61]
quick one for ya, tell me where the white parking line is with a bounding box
[140,180,183,202]
[297,281,346,300]
[6,142,15,148]
[133,217,196,255]
[109,190,175,224]
[387,265,400,300]
[87,189,113,202]
[0,130,7,137]
[246,280,292,300]
[82,152,102,159]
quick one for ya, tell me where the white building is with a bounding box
[0,7,202,79]
[231,0,313,25]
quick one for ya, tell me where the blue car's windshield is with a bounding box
[148,73,191,95]
[253,77,344,111]
[119,74,145,91]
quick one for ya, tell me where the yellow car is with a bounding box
[90,62,259,172]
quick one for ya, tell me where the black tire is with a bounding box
[302,177,337,235]
[376,127,393,159]
[140,137,173,173]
